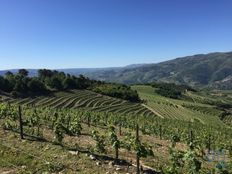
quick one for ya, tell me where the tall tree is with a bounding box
[18,69,29,77]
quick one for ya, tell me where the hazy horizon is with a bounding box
[1,50,232,71]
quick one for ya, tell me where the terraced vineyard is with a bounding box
[1,86,232,173]
[132,85,226,125]
[222,114,232,126]
[1,86,226,126]
[0,89,155,117]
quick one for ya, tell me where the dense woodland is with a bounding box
[151,82,196,99]
[92,84,140,102]
[0,69,140,102]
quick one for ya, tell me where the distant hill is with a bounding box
[85,51,232,89]
[0,69,38,77]
[1,51,232,89]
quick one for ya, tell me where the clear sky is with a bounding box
[0,0,232,69]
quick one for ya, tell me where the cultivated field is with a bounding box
[132,85,230,126]
[1,86,232,173]
[0,89,155,117]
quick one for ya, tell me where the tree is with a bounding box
[38,69,53,79]
[4,71,15,92]
[18,69,29,77]
[75,74,91,89]
[0,76,7,91]
[62,77,76,90]
[5,71,13,77]
[27,78,47,94]
[47,76,63,90]
[92,84,141,102]
[13,80,28,93]
[151,82,196,99]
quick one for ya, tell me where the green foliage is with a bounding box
[151,82,195,99]
[165,132,202,174]
[109,126,120,159]
[171,134,181,147]
[0,95,232,174]
[165,148,184,174]
[184,134,202,174]
[25,109,41,136]
[69,118,82,136]
[121,131,134,152]
[27,78,47,93]
[44,161,65,173]
[0,76,12,92]
[0,104,18,130]
[183,149,202,174]
[132,137,154,158]
[214,162,229,174]
[92,130,106,153]
[92,83,140,102]
[164,133,184,174]
[0,69,140,102]
[18,69,29,77]
[0,103,9,119]
[54,119,65,143]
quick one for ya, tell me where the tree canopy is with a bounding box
[0,69,140,102]
[151,82,196,99]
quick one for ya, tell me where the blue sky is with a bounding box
[0,0,232,69]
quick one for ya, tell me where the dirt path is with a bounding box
[131,161,160,173]
[142,104,164,118]
[0,168,18,174]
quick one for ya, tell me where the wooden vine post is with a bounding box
[208,134,211,153]
[87,114,90,127]
[105,114,108,125]
[119,122,122,136]
[159,125,162,140]
[18,105,24,139]
[136,117,140,174]
[67,115,71,130]
[189,129,193,150]
[190,130,193,143]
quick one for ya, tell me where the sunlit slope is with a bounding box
[0,89,155,117]
[132,85,225,125]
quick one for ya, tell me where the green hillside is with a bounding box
[0,89,154,117]
[1,86,232,173]
[132,85,232,126]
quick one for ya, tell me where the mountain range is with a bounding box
[1,51,232,89]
